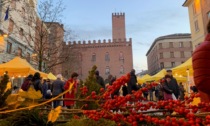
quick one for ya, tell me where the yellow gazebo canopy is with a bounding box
[137,74,151,84]
[47,72,57,80]
[0,57,47,78]
[143,69,187,83]
[146,69,167,82]
[172,57,193,76]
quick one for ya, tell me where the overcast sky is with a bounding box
[59,0,190,73]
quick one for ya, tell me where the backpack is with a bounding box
[21,80,31,91]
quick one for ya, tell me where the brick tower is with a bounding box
[112,13,126,40]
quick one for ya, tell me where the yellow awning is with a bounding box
[0,57,47,78]
[47,72,57,80]
[137,74,151,84]
[172,57,193,76]
[146,69,167,82]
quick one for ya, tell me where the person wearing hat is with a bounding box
[166,70,180,99]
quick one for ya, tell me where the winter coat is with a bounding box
[96,76,105,88]
[64,78,77,106]
[33,79,42,92]
[163,82,173,100]
[42,82,48,99]
[167,77,180,98]
[127,72,138,94]
[51,79,64,96]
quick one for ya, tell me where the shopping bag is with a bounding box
[172,93,177,100]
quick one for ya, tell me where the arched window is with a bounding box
[105,66,110,75]
[92,53,96,61]
[119,52,124,60]
[120,65,124,74]
[105,52,110,61]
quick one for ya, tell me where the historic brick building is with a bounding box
[45,22,64,75]
[146,34,192,75]
[62,13,133,80]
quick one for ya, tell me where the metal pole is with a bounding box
[186,69,190,96]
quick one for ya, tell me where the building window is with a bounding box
[160,53,163,59]
[119,52,124,60]
[193,2,197,15]
[91,53,96,61]
[26,52,30,62]
[8,19,14,33]
[171,62,175,67]
[180,51,185,58]
[120,65,124,74]
[105,66,110,75]
[105,52,110,61]
[169,42,173,48]
[6,42,12,54]
[208,11,210,19]
[21,7,25,18]
[17,47,22,57]
[194,20,199,32]
[11,0,16,8]
[28,16,32,26]
[160,62,164,69]
[170,52,174,58]
[19,28,24,39]
[179,42,184,48]
[159,43,162,49]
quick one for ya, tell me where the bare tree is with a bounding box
[6,0,78,74]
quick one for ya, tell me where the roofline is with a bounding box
[182,0,192,7]
[146,33,191,56]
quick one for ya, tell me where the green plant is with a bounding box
[0,72,12,108]
[76,65,102,110]
[58,117,116,126]
[7,108,53,126]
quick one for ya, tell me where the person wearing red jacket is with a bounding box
[193,20,210,102]
[64,72,79,109]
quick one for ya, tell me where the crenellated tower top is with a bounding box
[112,12,126,41]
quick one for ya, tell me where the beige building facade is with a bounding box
[146,34,192,75]
[183,0,210,50]
[0,0,37,63]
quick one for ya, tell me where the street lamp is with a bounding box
[186,68,190,96]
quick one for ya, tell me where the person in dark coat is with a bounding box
[179,82,185,101]
[163,75,173,100]
[122,84,128,96]
[51,74,64,108]
[127,69,138,94]
[166,70,180,99]
[32,72,42,92]
[21,74,33,91]
[42,79,48,99]
[95,71,105,89]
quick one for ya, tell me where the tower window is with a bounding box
[105,52,110,61]
[105,66,110,75]
[120,65,124,74]
[92,53,96,61]
[119,52,124,60]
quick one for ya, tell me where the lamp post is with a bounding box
[186,68,190,96]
